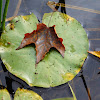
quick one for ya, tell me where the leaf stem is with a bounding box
[1,0,10,32]
[0,0,2,30]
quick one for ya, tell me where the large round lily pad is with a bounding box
[0,12,89,87]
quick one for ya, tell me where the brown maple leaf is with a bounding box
[16,23,65,64]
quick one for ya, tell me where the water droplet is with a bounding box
[29,12,32,14]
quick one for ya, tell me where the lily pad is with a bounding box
[0,12,89,87]
[0,89,11,100]
[14,88,43,100]
[0,88,43,100]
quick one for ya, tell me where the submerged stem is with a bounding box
[1,0,10,32]
[81,74,91,100]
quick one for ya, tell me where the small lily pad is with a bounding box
[88,51,100,58]
[0,12,89,87]
[14,88,43,100]
[0,89,11,100]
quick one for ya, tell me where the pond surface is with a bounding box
[0,0,100,100]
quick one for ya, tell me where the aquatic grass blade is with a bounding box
[0,0,2,30]
[68,83,77,100]
[1,0,10,32]
[52,83,77,100]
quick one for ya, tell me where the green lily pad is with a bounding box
[14,88,43,100]
[0,88,43,100]
[0,12,89,87]
[0,89,11,100]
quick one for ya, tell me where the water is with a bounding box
[1,0,100,100]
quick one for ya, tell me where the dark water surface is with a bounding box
[0,0,100,100]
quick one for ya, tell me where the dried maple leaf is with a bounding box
[88,51,100,58]
[16,23,65,64]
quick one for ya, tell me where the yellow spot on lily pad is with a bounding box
[10,23,14,30]
[75,68,81,74]
[60,13,74,22]
[22,16,30,21]
[62,73,75,81]
[67,15,74,21]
